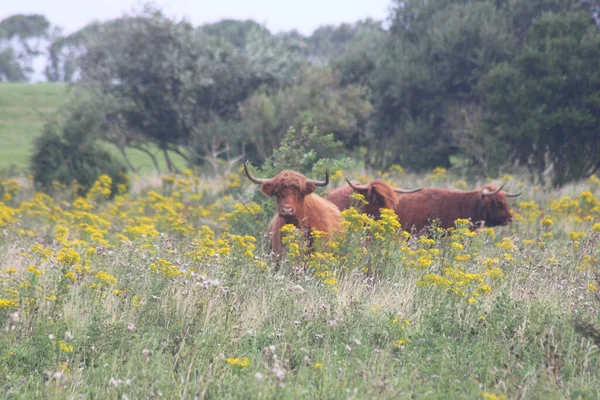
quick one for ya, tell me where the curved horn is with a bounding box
[482,183,505,196]
[345,178,369,191]
[504,191,522,198]
[394,187,424,194]
[307,170,330,187]
[243,161,272,185]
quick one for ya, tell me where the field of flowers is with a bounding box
[1,168,599,399]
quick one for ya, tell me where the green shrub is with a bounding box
[264,125,353,177]
[30,123,128,197]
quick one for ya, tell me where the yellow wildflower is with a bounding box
[95,271,117,286]
[59,340,74,353]
[64,272,77,281]
[496,238,514,251]
[455,254,471,262]
[0,298,18,308]
[541,217,553,228]
[27,265,43,277]
[225,357,250,367]
[56,248,81,266]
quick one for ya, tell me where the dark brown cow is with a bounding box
[326,178,422,219]
[395,184,521,234]
[244,163,341,258]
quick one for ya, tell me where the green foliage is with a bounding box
[4,0,600,185]
[241,66,372,163]
[370,0,513,170]
[30,113,128,197]
[200,19,269,48]
[0,14,51,81]
[0,14,49,39]
[71,8,308,172]
[479,11,600,185]
[307,18,383,65]
[0,48,27,82]
[264,125,352,177]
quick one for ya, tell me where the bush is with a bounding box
[264,125,353,176]
[31,123,128,197]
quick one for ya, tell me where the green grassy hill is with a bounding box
[0,83,185,174]
[0,83,67,170]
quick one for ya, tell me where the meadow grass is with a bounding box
[0,83,185,174]
[0,168,599,399]
[0,83,66,170]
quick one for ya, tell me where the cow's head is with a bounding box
[480,184,521,227]
[346,179,422,219]
[244,162,329,223]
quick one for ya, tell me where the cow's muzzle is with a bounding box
[279,206,295,217]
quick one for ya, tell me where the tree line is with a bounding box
[2,0,600,191]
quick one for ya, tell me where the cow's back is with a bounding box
[325,185,353,211]
[396,188,479,233]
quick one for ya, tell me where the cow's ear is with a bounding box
[303,182,316,195]
[261,183,275,196]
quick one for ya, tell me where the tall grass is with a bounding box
[0,168,599,399]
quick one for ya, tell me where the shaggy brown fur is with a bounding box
[254,170,341,258]
[395,185,516,234]
[326,179,405,219]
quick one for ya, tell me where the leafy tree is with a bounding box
[76,10,200,171]
[242,28,308,89]
[369,0,513,170]
[479,11,600,185]
[72,8,307,174]
[44,22,108,82]
[331,23,386,87]
[200,19,269,48]
[0,14,50,81]
[0,48,26,81]
[307,19,383,65]
[505,0,599,37]
[240,66,372,163]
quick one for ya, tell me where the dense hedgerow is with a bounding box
[0,168,599,399]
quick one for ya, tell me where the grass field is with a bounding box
[0,83,185,174]
[1,169,599,398]
[0,83,67,170]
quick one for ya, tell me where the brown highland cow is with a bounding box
[243,162,341,258]
[326,178,422,219]
[395,184,521,234]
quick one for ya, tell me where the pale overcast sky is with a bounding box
[1,0,393,35]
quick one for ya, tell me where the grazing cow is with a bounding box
[244,163,341,258]
[395,184,521,234]
[326,178,423,219]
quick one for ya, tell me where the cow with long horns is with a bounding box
[395,184,521,234]
[326,178,423,219]
[244,163,341,258]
